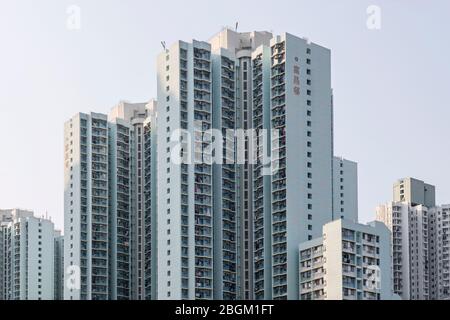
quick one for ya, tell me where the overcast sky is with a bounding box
[1,0,449,230]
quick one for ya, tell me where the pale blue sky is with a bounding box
[1,0,449,230]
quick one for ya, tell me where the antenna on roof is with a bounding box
[161,41,166,51]
[235,22,239,32]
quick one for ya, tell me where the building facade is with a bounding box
[0,209,57,300]
[64,102,157,300]
[429,205,450,299]
[376,178,450,300]
[376,201,430,299]
[393,177,435,208]
[54,230,64,300]
[299,219,394,300]
[154,28,357,301]
[332,157,358,221]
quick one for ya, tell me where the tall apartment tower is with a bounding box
[267,33,334,300]
[210,30,273,300]
[65,112,112,300]
[332,157,358,221]
[54,230,64,300]
[156,29,355,301]
[64,102,157,300]
[157,39,216,300]
[429,205,450,299]
[376,178,444,300]
[376,202,430,300]
[393,177,436,208]
[0,209,56,300]
[109,101,158,300]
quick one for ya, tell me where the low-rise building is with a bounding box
[299,219,394,300]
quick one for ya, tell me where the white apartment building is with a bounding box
[210,29,273,300]
[332,157,358,222]
[0,209,57,300]
[54,230,64,300]
[376,177,450,300]
[429,205,450,299]
[299,219,394,300]
[376,201,430,299]
[157,39,217,300]
[109,101,158,300]
[64,102,157,300]
[268,33,334,300]
[155,28,357,301]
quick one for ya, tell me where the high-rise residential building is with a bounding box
[267,32,334,300]
[429,205,450,299]
[298,219,394,300]
[376,177,450,300]
[156,39,216,300]
[64,102,157,300]
[61,28,356,301]
[0,226,4,300]
[0,209,57,300]
[54,230,64,300]
[155,28,356,301]
[332,157,358,221]
[0,209,14,300]
[376,201,430,300]
[210,29,273,301]
[64,112,111,300]
[393,177,436,208]
[109,101,158,300]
